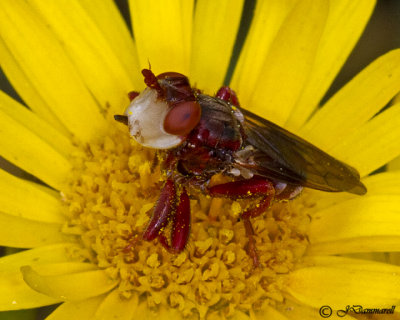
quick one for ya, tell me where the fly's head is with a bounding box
[115,69,201,150]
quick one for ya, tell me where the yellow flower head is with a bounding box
[0,0,400,319]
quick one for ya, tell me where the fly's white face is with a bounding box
[125,88,184,149]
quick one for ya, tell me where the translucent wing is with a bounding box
[237,107,367,195]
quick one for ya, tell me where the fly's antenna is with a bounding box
[114,114,128,125]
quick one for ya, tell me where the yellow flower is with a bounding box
[1,0,400,319]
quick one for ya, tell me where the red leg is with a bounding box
[209,175,275,218]
[171,189,191,252]
[243,218,259,267]
[209,175,274,200]
[241,195,273,219]
[208,176,276,267]
[143,179,176,241]
[216,86,240,107]
[159,188,191,253]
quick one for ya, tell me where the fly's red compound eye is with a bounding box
[163,101,201,136]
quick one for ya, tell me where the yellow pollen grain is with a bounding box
[147,253,160,268]
[230,201,242,218]
[62,121,310,319]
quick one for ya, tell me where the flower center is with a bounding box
[63,123,310,319]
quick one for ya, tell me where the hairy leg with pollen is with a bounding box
[208,176,276,267]
[142,179,191,253]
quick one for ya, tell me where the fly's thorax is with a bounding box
[193,94,244,151]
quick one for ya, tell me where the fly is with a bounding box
[115,69,366,266]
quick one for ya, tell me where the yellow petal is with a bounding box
[278,299,357,320]
[0,39,69,135]
[0,109,71,190]
[0,243,83,272]
[286,0,376,130]
[131,303,183,320]
[306,171,400,218]
[307,255,400,272]
[21,265,118,301]
[360,171,400,195]
[285,258,400,309]
[307,236,400,256]
[308,195,400,242]
[388,253,400,266]
[246,0,328,125]
[231,0,297,105]
[94,290,138,320]
[329,103,400,176]
[388,156,400,171]
[46,296,104,320]
[0,269,60,310]
[181,0,194,73]
[79,0,142,88]
[395,94,400,105]
[301,49,400,150]
[190,0,244,93]
[0,0,107,142]
[0,212,71,248]
[129,0,193,74]
[254,306,289,320]
[306,171,400,255]
[25,262,97,276]
[0,92,76,158]
[27,0,139,114]
[0,169,65,223]
[0,244,83,310]
[129,301,152,320]
[341,252,391,264]
[230,310,250,320]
